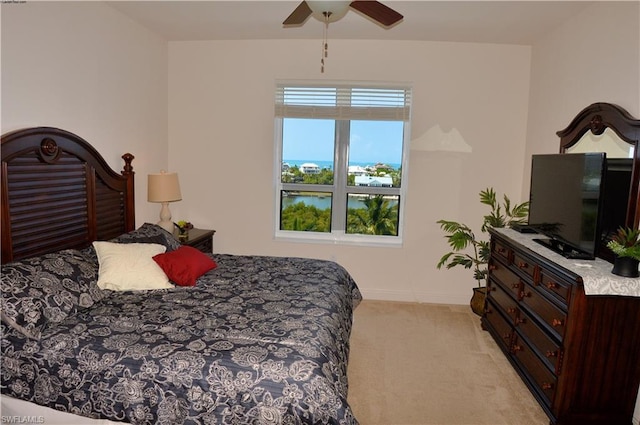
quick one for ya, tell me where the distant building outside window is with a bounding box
[274,82,412,245]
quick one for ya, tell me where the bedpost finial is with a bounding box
[122,153,134,175]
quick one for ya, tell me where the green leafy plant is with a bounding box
[436,188,529,287]
[606,227,640,260]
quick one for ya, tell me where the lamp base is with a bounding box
[157,202,174,234]
[157,220,174,234]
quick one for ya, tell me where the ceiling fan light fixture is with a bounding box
[307,1,351,23]
[282,1,403,72]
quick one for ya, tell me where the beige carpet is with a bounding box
[347,300,549,425]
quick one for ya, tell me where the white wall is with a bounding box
[168,39,532,304]
[523,1,640,197]
[1,1,169,225]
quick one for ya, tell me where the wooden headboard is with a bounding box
[1,127,135,264]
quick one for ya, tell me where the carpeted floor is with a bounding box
[346,300,549,425]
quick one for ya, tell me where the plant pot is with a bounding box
[611,256,639,278]
[470,287,487,316]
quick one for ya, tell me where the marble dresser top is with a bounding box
[495,228,640,297]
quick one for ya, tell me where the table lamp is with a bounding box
[147,171,182,233]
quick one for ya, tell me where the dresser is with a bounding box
[482,228,640,425]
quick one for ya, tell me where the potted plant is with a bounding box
[606,227,640,277]
[436,188,529,315]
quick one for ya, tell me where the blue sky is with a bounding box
[282,118,404,164]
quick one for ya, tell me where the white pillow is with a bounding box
[92,241,172,291]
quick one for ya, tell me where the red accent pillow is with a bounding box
[152,246,217,287]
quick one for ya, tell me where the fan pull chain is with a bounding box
[321,12,331,73]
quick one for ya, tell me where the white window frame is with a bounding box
[273,80,412,247]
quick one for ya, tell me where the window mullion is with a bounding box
[348,186,399,196]
[332,120,350,232]
[281,183,334,191]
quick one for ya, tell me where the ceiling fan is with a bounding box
[283,1,403,28]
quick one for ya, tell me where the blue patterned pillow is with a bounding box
[0,249,100,340]
[109,223,181,251]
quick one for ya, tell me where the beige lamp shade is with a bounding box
[147,171,182,203]
[147,171,181,233]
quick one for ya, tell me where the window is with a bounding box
[274,82,412,245]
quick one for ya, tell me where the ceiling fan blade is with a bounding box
[283,1,313,26]
[349,1,403,27]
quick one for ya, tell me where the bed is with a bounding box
[1,127,362,424]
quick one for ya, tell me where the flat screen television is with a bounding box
[528,152,607,260]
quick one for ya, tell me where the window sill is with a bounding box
[274,230,403,248]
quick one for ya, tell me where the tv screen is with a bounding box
[528,153,606,260]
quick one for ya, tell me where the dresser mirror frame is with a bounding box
[556,103,640,231]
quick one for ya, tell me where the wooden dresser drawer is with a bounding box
[515,308,562,374]
[513,252,536,280]
[484,299,514,351]
[490,259,522,299]
[520,282,567,341]
[539,268,571,304]
[512,334,557,408]
[487,278,519,321]
[492,239,511,263]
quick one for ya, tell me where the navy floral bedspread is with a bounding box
[1,249,362,424]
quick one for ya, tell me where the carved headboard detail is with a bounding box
[1,127,135,263]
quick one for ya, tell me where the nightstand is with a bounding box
[175,228,216,254]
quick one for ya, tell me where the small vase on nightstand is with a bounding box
[174,220,193,242]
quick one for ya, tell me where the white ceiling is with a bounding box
[107,1,597,45]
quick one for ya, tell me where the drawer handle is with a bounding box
[507,307,517,314]
[541,382,554,390]
[552,318,564,327]
[502,333,511,340]
[520,291,532,300]
[488,264,497,271]
[512,345,523,352]
[546,281,559,290]
[515,317,526,325]
[518,261,529,269]
[545,350,558,358]
[497,247,507,254]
